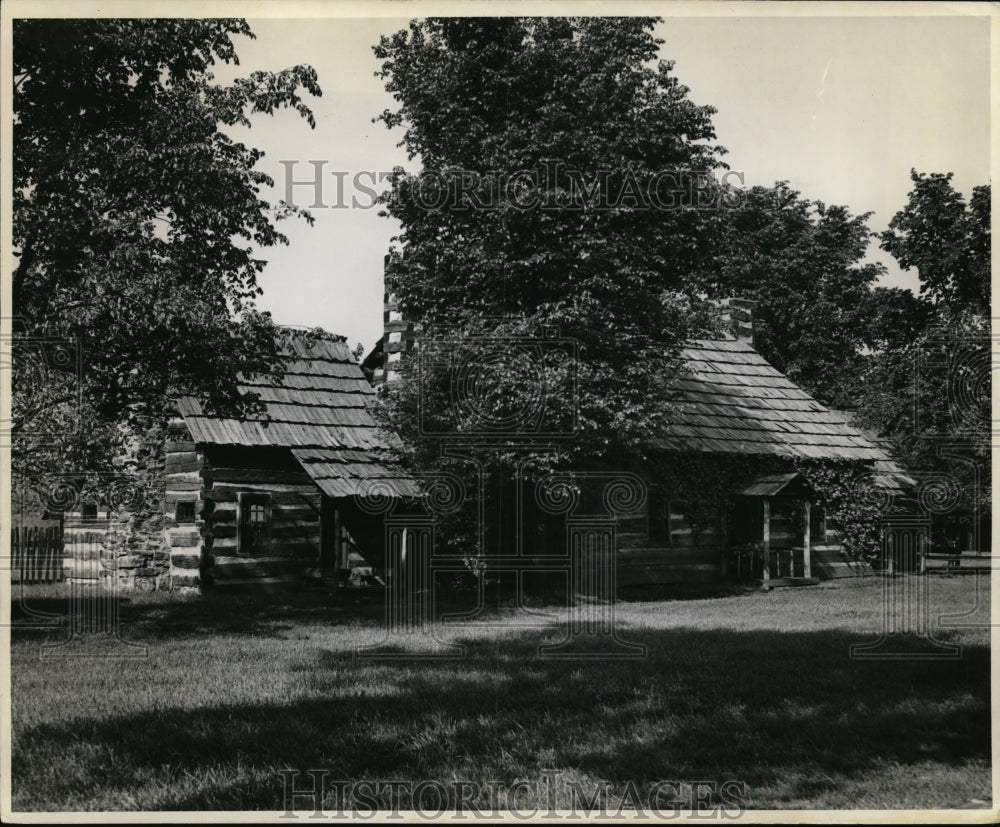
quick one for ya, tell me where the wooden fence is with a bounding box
[11,525,64,584]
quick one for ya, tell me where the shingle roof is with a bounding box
[831,415,917,495]
[177,334,418,498]
[652,338,889,462]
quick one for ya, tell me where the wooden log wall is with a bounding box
[62,510,110,585]
[616,501,724,586]
[200,446,322,587]
[164,416,204,591]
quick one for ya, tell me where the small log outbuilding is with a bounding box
[164,332,417,590]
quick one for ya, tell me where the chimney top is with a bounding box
[712,297,756,346]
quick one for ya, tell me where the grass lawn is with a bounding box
[8,574,992,813]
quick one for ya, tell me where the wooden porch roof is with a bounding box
[738,472,813,498]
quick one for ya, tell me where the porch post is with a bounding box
[333,507,343,570]
[803,500,812,579]
[720,504,729,579]
[762,497,771,582]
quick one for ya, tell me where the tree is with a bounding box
[863,285,935,353]
[372,16,731,573]
[857,173,991,538]
[374,17,726,459]
[13,19,320,424]
[697,183,895,408]
[12,19,321,505]
[879,170,990,317]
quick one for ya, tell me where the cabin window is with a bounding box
[175,501,196,525]
[238,493,271,555]
[669,500,689,546]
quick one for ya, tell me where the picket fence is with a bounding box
[10,525,64,583]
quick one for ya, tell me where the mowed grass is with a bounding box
[9,574,992,812]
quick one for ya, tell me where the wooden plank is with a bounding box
[210,524,319,541]
[40,527,50,582]
[63,542,106,559]
[30,527,37,582]
[209,485,320,503]
[803,501,811,579]
[170,551,201,569]
[209,505,318,524]
[165,480,203,492]
[166,470,201,483]
[762,497,771,582]
[210,467,314,485]
[273,505,322,522]
[165,492,202,507]
[41,528,50,582]
[165,452,202,473]
[30,527,39,582]
[169,529,201,548]
[211,556,307,578]
[210,537,320,556]
[42,529,50,582]
[24,527,33,583]
[208,505,237,521]
[923,553,995,572]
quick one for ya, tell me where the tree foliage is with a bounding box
[880,170,991,316]
[697,183,896,408]
[372,16,736,572]
[12,18,321,500]
[374,17,726,466]
[858,173,991,524]
[13,19,320,424]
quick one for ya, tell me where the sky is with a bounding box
[218,12,992,352]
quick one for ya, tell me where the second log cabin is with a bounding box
[164,331,417,591]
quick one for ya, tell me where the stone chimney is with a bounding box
[371,254,418,385]
[713,297,756,346]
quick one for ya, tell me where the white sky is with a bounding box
[220,13,991,352]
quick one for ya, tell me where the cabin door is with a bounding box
[319,497,344,570]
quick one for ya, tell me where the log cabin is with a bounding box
[629,329,890,586]
[365,289,904,589]
[164,332,417,591]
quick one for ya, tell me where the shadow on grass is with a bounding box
[9,586,390,639]
[11,620,990,811]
